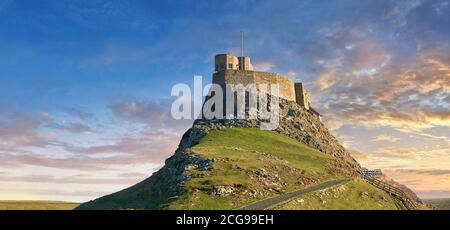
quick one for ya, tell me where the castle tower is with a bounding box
[215,54,254,72]
[215,54,239,72]
[295,83,311,110]
[238,56,254,71]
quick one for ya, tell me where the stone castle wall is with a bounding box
[213,70,296,102]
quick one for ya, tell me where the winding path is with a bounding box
[239,179,349,210]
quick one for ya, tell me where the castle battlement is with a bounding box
[212,53,320,119]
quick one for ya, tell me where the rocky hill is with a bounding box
[75,99,422,210]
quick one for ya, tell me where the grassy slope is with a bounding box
[76,128,400,210]
[0,201,79,210]
[272,180,400,210]
[168,128,344,209]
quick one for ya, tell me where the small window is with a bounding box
[228,63,233,69]
[215,65,219,71]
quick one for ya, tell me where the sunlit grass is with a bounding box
[0,201,80,210]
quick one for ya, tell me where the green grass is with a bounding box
[272,179,399,210]
[192,128,337,173]
[0,201,80,210]
[168,128,346,210]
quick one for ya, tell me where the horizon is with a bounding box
[0,0,449,202]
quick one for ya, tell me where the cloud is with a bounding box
[0,173,149,185]
[253,60,276,72]
[378,146,421,155]
[63,130,179,158]
[109,97,193,132]
[364,146,450,171]
[49,122,94,134]
[0,99,185,171]
[395,127,449,140]
[58,106,94,121]
[313,46,450,130]
[314,72,339,91]
[287,1,450,134]
[0,98,185,200]
[0,102,55,148]
[384,0,425,27]
[387,169,450,176]
[322,117,344,131]
[0,147,168,171]
[383,168,450,198]
[0,129,180,171]
[432,1,449,15]
[372,134,399,142]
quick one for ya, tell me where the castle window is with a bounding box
[228,63,233,69]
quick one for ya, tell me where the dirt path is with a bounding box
[239,179,349,210]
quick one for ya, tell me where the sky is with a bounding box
[0,0,448,202]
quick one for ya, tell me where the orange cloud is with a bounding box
[383,169,450,198]
[313,46,450,130]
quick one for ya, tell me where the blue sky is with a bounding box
[0,0,449,201]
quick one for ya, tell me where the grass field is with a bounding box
[0,201,79,210]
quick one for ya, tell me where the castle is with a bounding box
[212,53,321,119]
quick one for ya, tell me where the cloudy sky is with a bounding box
[0,0,448,201]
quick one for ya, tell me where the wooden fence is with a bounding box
[357,169,418,210]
